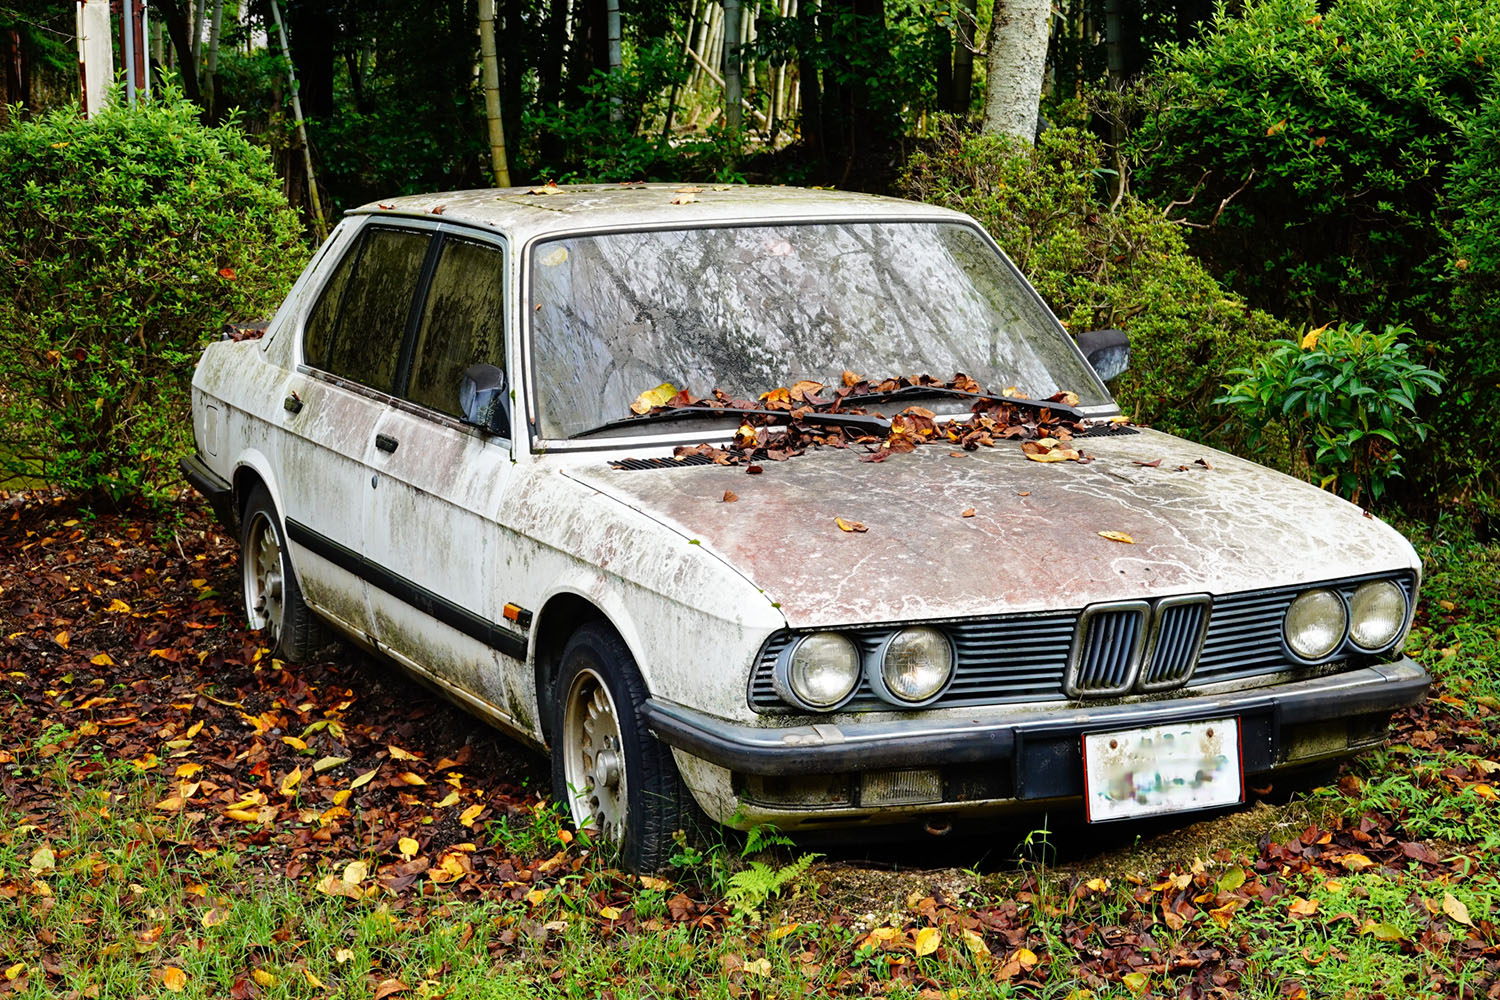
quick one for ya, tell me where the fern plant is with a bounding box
[724,853,820,918]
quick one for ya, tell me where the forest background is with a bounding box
[0,0,1497,530]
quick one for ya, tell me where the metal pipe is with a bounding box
[121,0,137,106]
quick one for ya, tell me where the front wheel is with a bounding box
[550,623,691,873]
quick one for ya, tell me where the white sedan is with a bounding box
[184,184,1428,871]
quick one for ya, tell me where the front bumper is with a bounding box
[644,658,1428,817]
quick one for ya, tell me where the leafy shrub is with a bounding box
[1216,323,1444,505]
[1127,0,1500,517]
[1443,88,1500,498]
[0,94,307,500]
[1131,0,1500,325]
[898,122,1294,446]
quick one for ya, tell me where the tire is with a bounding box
[550,622,692,873]
[240,485,326,662]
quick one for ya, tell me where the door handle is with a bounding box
[375,433,399,453]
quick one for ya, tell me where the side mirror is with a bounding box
[459,363,511,438]
[1074,328,1130,382]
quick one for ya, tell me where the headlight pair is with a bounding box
[1283,579,1408,661]
[773,627,954,712]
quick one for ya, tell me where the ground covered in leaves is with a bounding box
[0,492,1497,998]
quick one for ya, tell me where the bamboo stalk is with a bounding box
[268,0,327,240]
[478,0,511,185]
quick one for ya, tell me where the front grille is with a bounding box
[746,573,1414,713]
[1140,597,1211,690]
[1065,604,1148,696]
[610,454,721,470]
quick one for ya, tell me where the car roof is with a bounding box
[347,183,971,243]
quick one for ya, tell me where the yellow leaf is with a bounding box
[131,753,160,771]
[1097,531,1135,544]
[1288,896,1319,917]
[1216,867,1246,892]
[1443,892,1473,926]
[90,653,115,667]
[914,927,942,956]
[332,789,352,806]
[1301,322,1330,350]
[185,720,203,738]
[639,875,671,891]
[162,966,187,992]
[279,766,303,796]
[834,517,868,533]
[435,791,460,808]
[387,745,419,761]
[200,907,228,927]
[459,804,485,828]
[742,958,771,976]
[351,768,379,789]
[630,382,679,414]
[313,755,349,773]
[343,860,369,885]
[4,963,25,981]
[154,795,186,813]
[54,631,69,648]
[1337,853,1375,871]
[28,847,55,874]
[960,928,989,957]
[769,922,800,940]
[1015,947,1038,968]
[397,771,426,786]
[1085,877,1109,892]
[1122,971,1149,993]
[599,905,622,920]
[225,809,261,823]
[252,968,276,987]
[105,598,131,613]
[1359,920,1407,941]
[175,763,202,778]
[281,736,308,751]
[398,837,419,858]
[526,888,549,906]
[1473,783,1496,799]
[303,968,325,988]
[1024,449,1070,463]
[335,948,354,964]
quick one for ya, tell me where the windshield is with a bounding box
[528,221,1111,440]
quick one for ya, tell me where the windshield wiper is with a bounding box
[571,406,893,440]
[836,385,1085,421]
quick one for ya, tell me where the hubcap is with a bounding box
[243,512,285,645]
[561,667,627,843]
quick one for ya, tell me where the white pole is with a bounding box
[76,0,113,117]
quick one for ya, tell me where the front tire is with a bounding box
[240,485,325,661]
[550,623,691,873]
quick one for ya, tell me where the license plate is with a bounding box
[1082,718,1242,823]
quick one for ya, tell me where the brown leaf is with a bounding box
[373,979,411,1000]
[721,491,739,503]
[835,517,868,533]
[961,508,976,518]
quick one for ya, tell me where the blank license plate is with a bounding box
[1082,718,1242,823]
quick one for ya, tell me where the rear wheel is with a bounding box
[550,623,691,873]
[240,485,325,661]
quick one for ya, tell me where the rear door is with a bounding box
[361,232,530,729]
[280,223,435,638]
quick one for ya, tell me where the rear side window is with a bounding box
[404,237,506,420]
[309,226,432,394]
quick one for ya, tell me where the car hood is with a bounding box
[561,429,1420,629]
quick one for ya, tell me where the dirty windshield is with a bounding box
[529,221,1109,440]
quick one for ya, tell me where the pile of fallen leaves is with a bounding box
[2,490,1498,997]
[625,372,1103,469]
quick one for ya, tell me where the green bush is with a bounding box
[1131,0,1500,324]
[1216,322,1444,505]
[0,94,307,500]
[898,122,1294,446]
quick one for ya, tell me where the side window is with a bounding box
[404,237,506,420]
[303,234,362,368]
[322,228,432,394]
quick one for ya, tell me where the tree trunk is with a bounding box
[152,0,203,106]
[951,0,976,113]
[478,0,511,185]
[203,0,223,119]
[980,0,1049,143]
[722,0,741,130]
[606,0,622,121]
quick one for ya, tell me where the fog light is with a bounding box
[859,769,943,807]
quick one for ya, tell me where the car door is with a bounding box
[361,232,530,730]
[279,223,434,638]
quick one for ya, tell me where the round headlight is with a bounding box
[1349,580,1407,651]
[1284,589,1348,661]
[875,627,954,705]
[777,633,860,711]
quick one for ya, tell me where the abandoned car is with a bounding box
[183,184,1429,871]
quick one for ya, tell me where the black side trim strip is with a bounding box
[285,518,527,662]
